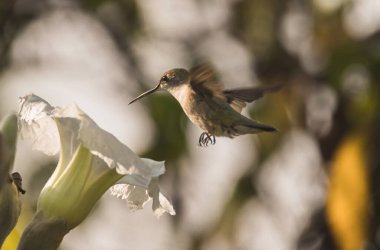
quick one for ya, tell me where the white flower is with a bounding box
[18,94,175,227]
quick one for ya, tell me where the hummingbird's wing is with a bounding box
[223,84,282,113]
[189,64,226,102]
[190,64,282,112]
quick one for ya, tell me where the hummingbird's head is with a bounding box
[129,68,190,105]
[159,68,190,90]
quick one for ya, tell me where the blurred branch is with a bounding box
[0,0,17,67]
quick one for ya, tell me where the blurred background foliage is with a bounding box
[0,0,379,249]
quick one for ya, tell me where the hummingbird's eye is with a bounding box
[161,75,169,82]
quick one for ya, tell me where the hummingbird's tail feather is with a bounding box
[233,120,277,136]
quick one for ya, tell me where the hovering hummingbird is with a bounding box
[129,64,280,147]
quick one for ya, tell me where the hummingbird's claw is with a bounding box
[198,132,216,147]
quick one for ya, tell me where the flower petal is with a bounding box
[52,104,166,178]
[148,178,176,216]
[110,184,150,211]
[140,158,165,177]
[110,177,175,216]
[18,94,60,155]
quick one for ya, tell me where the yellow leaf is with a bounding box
[327,135,369,250]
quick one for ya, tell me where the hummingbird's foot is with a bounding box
[198,132,216,147]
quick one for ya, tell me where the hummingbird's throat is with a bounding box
[168,85,191,104]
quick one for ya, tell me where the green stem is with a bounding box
[17,211,69,250]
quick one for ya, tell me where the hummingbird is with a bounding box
[129,64,280,147]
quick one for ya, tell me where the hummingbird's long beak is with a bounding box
[128,83,161,105]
